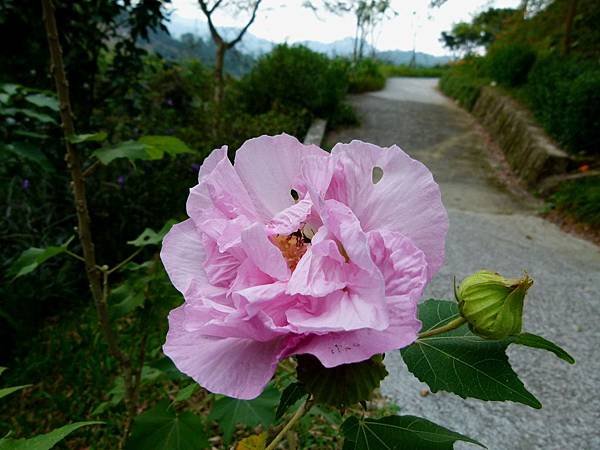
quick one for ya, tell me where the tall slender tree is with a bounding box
[197,0,262,102]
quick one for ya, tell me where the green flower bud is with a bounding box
[456,270,533,340]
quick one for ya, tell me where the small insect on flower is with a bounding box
[161,134,448,399]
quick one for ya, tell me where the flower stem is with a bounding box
[418,316,467,339]
[265,397,312,450]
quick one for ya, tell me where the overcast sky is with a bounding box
[168,0,521,56]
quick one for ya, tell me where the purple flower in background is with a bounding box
[117,175,126,188]
[165,98,174,107]
[22,178,30,190]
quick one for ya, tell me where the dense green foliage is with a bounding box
[240,44,349,118]
[439,58,489,110]
[440,0,600,156]
[347,58,386,93]
[486,42,536,86]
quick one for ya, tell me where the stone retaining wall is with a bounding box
[471,87,571,187]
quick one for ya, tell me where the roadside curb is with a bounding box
[303,118,327,146]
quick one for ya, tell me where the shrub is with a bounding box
[525,54,600,155]
[347,58,386,93]
[486,42,536,86]
[439,58,489,110]
[239,44,348,118]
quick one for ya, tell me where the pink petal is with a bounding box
[164,305,283,399]
[289,297,420,367]
[234,134,327,219]
[368,230,428,299]
[161,219,213,296]
[330,141,448,279]
[287,227,347,298]
[241,223,290,281]
[286,289,389,333]
[187,146,257,225]
[266,198,312,235]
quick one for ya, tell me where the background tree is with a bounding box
[440,8,518,56]
[303,0,394,61]
[197,0,262,102]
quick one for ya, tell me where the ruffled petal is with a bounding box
[330,141,448,279]
[368,230,428,299]
[289,297,420,367]
[241,223,290,281]
[187,146,257,225]
[266,198,312,235]
[160,219,213,296]
[164,305,284,399]
[286,227,347,298]
[234,134,327,219]
[286,289,389,333]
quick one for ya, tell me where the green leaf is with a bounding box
[69,132,107,144]
[0,385,32,400]
[296,354,388,407]
[127,220,176,247]
[510,332,575,364]
[209,384,279,443]
[8,237,73,279]
[401,299,542,408]
[125,401,208,450]
[0,367,6,377]
[0,107,56,124]
[92,136,194,165]
[276,382,308,419]
[2,142,53,171]
[1,84,19,96]
[138,136,194,156]
[0,421,102,450]
[341,415,485,450]
[92,141,153,165]
[25,94,59,112]
[173,384,198,403]
[109,286,145,319]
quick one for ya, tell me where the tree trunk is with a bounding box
[214,42,226,103]
[563,0,578,55]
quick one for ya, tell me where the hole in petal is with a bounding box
[290,189,299,201]
[372,166,384,184]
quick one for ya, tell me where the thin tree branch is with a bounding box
[41,0,127,366]
[227,0,262,48]
[198,0,224,44]
[107,248,143,275]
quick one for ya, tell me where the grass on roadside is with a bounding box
[549,176,600,227]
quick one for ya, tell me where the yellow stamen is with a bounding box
[271,234,308,271]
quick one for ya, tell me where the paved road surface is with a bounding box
[326,78,600,450]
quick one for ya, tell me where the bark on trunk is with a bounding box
[563,0,578,55]
[214,42,226,103]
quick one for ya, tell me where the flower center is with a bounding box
[271,233,308,271]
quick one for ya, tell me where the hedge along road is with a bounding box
[326,77,600,450]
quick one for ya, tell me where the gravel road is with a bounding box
[326,77,600,450]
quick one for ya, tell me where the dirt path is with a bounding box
[325,77,600,450]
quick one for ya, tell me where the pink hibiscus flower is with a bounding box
[161,134,448,399]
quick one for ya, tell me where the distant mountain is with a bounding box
[164,13,451,67]
[166,14,274,56]
[143,29,255,76]
[299,37,375,58]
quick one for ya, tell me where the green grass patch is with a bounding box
[550,176,600,226]
[380,64,448,78]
